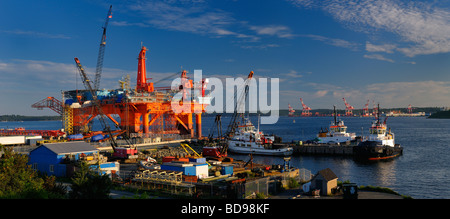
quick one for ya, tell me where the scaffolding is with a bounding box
[64,106,74,135]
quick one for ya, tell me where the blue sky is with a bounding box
[1,0,450,115]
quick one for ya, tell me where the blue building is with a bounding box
[28,141,99,177]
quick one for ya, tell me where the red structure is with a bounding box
[342,98,354,116]
[33,46,209,139]
[288,104,295,117]
[362,99,370,117]
[136,46,154,93]
[300,98,312,117]
[0,128,65,138]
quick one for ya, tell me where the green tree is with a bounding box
[69,161,112,199]
[0,146,44,198]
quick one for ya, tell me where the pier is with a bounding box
[292,144,354,156]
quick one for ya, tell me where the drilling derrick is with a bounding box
[300,98,312,117]
[342,98,354,116]
[136,46,154,93]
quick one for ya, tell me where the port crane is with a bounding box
[342,98,354,116]
[288,103,295,117]
[362,99,370,117]
[31,97,64,116]
[93,5,112,90]
[407,104,413,114]
[300,98,312,116]
[226,71,254,138]
[372,100,378,117]
[203,71,254,158]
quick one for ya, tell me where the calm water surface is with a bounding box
[2,116,449,199]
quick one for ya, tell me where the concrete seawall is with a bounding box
[293,145,354,155]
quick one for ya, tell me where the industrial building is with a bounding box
[28,141,118,177]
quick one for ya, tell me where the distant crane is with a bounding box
[300,98,312,117]
[372,100,378,117]
[342,98,354,116]
[93,5,113,90]
[288,103,296,117]
[362,99,370,117]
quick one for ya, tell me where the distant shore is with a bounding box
[0,115,61,122]
[428,110,450,119]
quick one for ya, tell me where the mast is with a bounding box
[333,105,337,125]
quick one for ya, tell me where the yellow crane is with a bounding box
[180,143,211,166]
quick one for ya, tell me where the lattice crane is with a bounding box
[31,97,64,115]
[288,103,296,117]
[74,57,121,151]
[342,98,354,116]
[363,99,370,117]
[93,5,112,90]
[300,98,312,116]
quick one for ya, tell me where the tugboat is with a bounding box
[316,106,356,144]
[354,104,403,161]
[227,116,293,156]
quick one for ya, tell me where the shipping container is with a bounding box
[175,157,189,163]
[219,164,234,176]
[189,157,206,163]
[183,175,198,183]
[161,163,196,176]
[192,163,209,179]
[0,136,25,145]
[162,156,176,163]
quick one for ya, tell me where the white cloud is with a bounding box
[240,44,280,50]
[249,25,295,39]
[1,30,71,39]
[365,81,450,107]
[127,1,237,37]
[363,54,395,63]
[110,21,149,28]
[300,34,360,51]
[366,42,396,53]
[291,0,450,57]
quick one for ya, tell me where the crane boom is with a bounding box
[226,71,254,138]
[94,5,112,90]
[74,57,119,150]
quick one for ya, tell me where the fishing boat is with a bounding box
[227,117,293,156]
[353,105,403,161]
[316,106,356,144]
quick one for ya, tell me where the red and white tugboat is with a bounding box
[317,106,356,144]
[354,104,403,161]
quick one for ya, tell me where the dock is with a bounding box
[292,144,355,156]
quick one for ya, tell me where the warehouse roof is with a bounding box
[316,168,338,181]
[39,141,98,155]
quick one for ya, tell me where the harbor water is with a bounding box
[2,116,450,199]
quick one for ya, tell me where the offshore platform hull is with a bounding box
[62,89,206,138]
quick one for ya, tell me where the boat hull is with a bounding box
[353,141,403,161]
[228,142,293,156]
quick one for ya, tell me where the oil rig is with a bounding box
[33,46,209,141]
[31,6,209,142]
